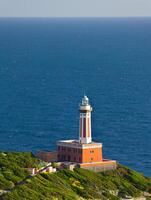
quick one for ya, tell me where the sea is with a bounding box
[0,18,150,176]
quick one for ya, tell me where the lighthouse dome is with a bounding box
[84,95,88,100]
[82,95,89,106]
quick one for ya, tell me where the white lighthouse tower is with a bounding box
[79,95,92,144]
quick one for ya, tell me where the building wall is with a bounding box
[58,146,82,163]
[82,147,103,163]
[58,145,103,163]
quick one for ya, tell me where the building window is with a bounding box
[61,155,66,161]
[62,147,66,151]
[78,149,82,153]
[90,150,94,153]
[58,146,60,151]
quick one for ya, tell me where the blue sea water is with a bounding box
[0,18,150,176]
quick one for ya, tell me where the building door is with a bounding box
[68,155,70,161]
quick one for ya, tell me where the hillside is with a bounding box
[0,152,151,200]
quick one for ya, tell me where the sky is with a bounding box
[0,0,151,17]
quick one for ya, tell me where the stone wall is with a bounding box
[36,151,58,162]
[80,160,117,172]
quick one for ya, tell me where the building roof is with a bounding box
[57,140,102,149]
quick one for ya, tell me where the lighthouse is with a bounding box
[79,95,92,144]
[56,95,116,172]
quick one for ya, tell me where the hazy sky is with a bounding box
[0,0,151,17]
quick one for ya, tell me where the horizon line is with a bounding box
[0,16,151,19]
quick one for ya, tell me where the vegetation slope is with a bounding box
[0,152,151,200]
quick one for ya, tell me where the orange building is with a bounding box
[57,96,116,171]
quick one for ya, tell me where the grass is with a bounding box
[0,151,41,190]
[0,152,151,200]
